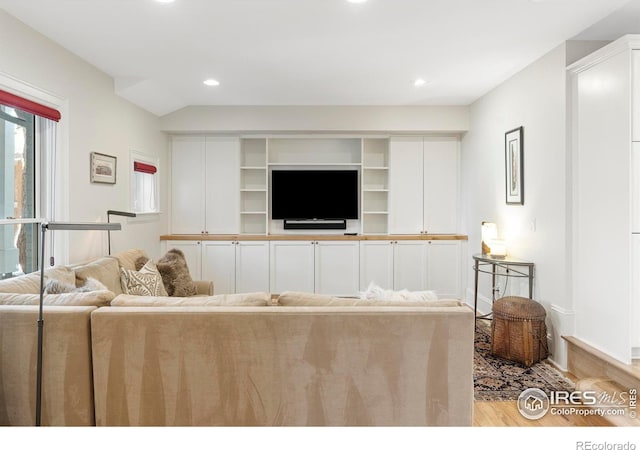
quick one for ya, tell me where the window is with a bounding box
[131,151,159,214]
[0,105,36,277]
[0,89,60,277]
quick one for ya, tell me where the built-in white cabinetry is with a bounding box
[170,136,240,235]
[359,240,462,298]
[170,137,205,235]
[170,135,461,236]
[569,36,640,363]
[359,241,394,290]
[269,240,360,296]
[164,237,463,298]
[269,241,315,293]
[315,241,360,295]
[202,241,269,294]
[425,240,462,298]
[388,136,459,234]
[164,239,269,294]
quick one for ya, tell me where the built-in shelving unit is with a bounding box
[240,138,268,234]
[362,138,389,234]
[238,136,390,235]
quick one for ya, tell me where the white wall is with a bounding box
[0,10,168,262]
[461,44,573,368]
[160,105,469,134]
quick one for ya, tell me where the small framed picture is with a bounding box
[505,126,524,205]
[90,152,117,184]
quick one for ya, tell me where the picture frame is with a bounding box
[90,152,117,184]
[505,126,524,205]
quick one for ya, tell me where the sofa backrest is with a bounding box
[109,292,270,307]
[90,305,474,426]
[277,291,464,307]
[0,305,96,426]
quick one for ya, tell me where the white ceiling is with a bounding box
[1,0,638,116]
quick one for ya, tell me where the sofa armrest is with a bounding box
[194,280,213,296]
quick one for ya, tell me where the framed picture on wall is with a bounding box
[90,152,117,184]
[505,126,524,205]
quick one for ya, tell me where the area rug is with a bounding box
[474,321,575,401]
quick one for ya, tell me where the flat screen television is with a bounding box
[271,170,358,220]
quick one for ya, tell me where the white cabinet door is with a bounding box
[633,50,640,142]
[236,241,270,293]
[359,241,394,291]
[205,137,240,234]
[632,234,640,352]
[426,240,461,298]
[388,137,424,234]
[165,240,202,281]
[315,241,360,296]
[393,241,427,291]
[269,241,315,294]
[633,142,640,233]
[423,138,459,234]
[202,241,236,295]
[171,137,205,234]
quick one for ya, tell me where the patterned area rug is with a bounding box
[474,321,575,401]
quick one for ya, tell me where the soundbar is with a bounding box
[283,219,347,230]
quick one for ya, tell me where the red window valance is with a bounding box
[0,89,61,122]
[134,161,157,174]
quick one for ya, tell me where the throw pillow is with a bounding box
[120,260,169,296]
[156,248,198,297]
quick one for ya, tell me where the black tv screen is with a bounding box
[272,170,359,220]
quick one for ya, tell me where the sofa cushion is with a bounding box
[74,256,122,295]
[0,290,115,307]
[0,266,76,294]
[277,291,463,307]
[120,260,168,296]
[0,272,41,294]
[110,292,270,307]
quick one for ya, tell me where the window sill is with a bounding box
[128,211,162,223]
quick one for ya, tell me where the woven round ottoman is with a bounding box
[490,296,549,367]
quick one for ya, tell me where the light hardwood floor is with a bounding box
[473,400,612,426]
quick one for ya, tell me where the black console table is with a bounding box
[472,253,534,320]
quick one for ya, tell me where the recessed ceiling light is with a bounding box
[155,0,175,3]
[203,79,220,86]
[347,0,368,3]
[414,78,427,87]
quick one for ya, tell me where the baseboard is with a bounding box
[465,287,492,317]
[563,336,640,392]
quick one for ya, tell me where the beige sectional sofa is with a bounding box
[0,249,474,427]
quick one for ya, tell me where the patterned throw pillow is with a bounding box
[120,260,168,296]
